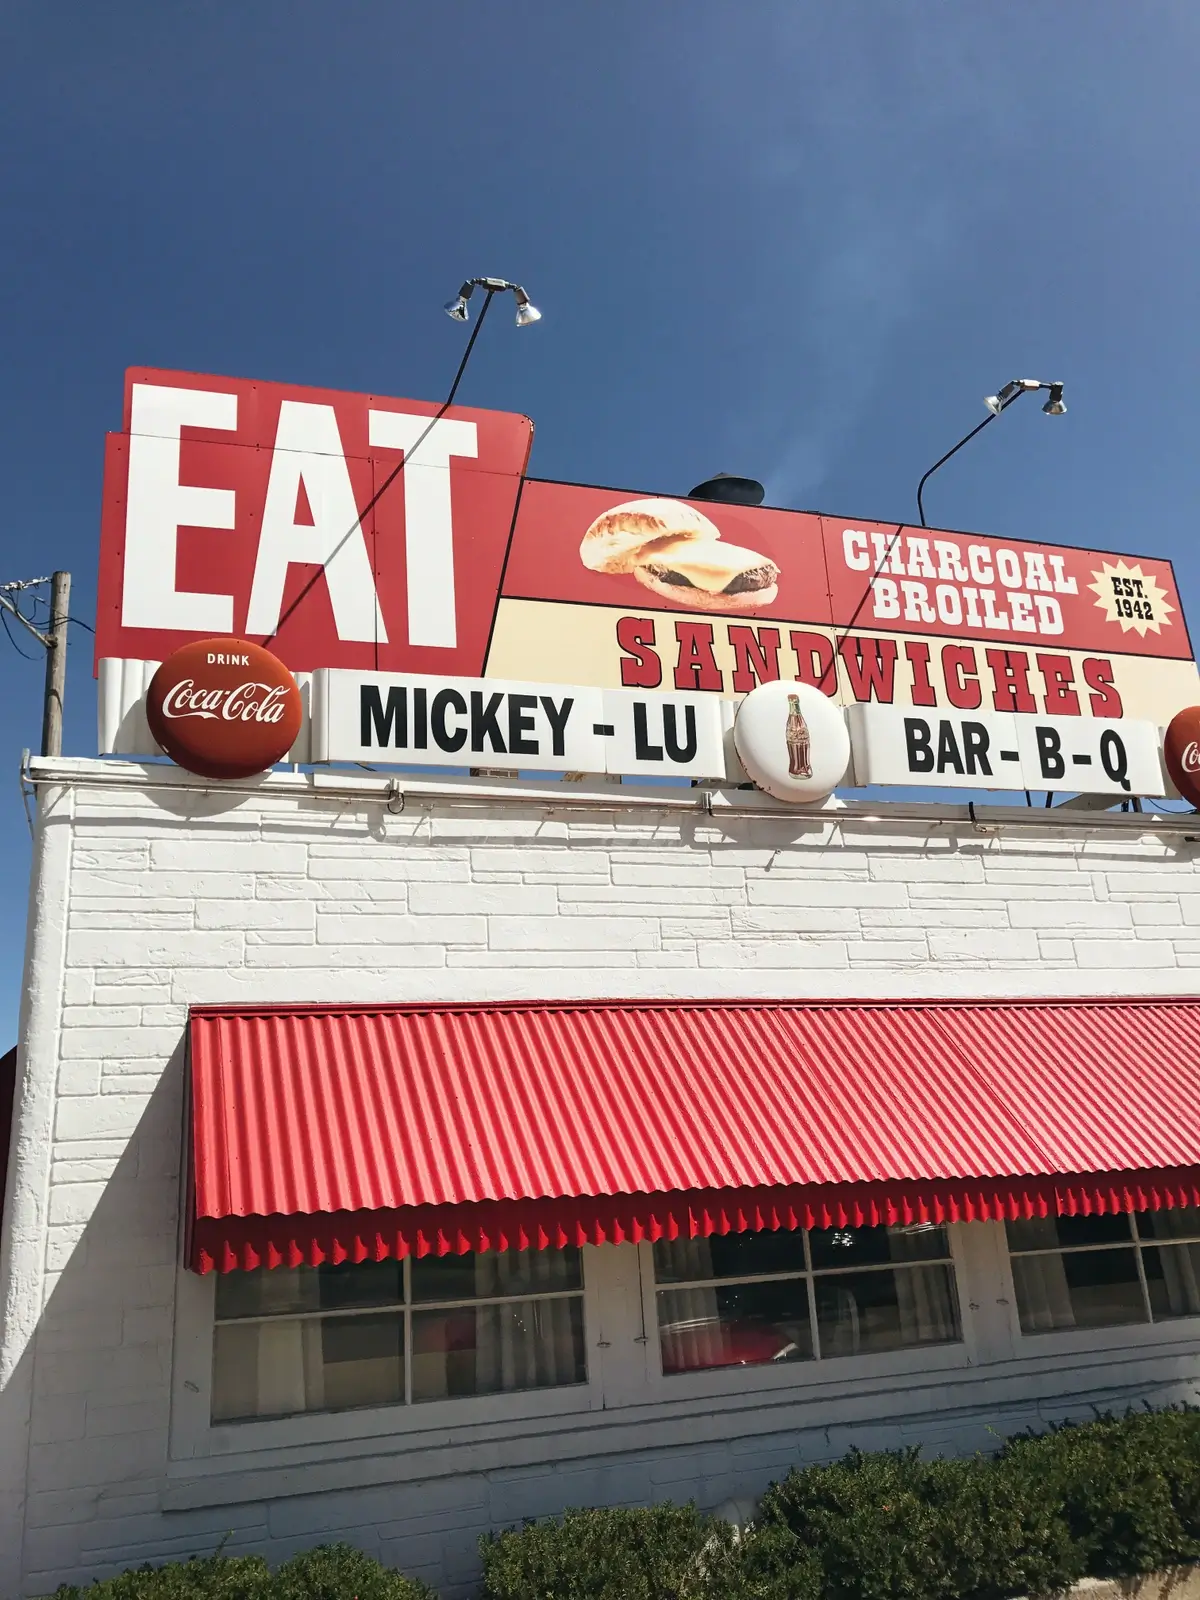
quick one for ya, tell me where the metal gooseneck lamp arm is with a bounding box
[913,377,1066,813]
[264,275,540,652]
[916,379,1066,528]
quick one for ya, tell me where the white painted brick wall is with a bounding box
[5,766,1200,1596]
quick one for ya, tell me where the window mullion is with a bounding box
[660,1267,811,1292]
[1009,1241,1139,1259]
[403,1255,413,1406]
[216,1301,405,1328]
[809,1257,950,1279]
[219,1289,584,1330]
[410,1288,584,1312]
[1131,1235,1155,1323]
[804,1227,821,1360]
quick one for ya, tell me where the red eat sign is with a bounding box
[95,368,534,677]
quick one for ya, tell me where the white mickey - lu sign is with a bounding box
[311,670,728,780]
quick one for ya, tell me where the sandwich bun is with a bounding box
[580,497,722,574]
[633,537,780,612]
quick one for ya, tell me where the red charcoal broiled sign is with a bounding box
[499,480,1193,658]
[486,483,1200,722]
[146,638,302,778]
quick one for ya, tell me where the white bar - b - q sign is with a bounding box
[848,704,1166,796]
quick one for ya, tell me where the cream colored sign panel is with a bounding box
[486,597,1200,725]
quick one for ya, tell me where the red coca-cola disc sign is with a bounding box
[146,638,302,779]
[1164,705,1200,809]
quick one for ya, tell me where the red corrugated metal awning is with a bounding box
[188,998,1200,1273]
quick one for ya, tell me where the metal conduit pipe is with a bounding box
[21,756,1200,837]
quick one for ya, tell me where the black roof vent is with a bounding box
[688,472,765,507]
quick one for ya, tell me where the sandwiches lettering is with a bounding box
[610,615,1133,718]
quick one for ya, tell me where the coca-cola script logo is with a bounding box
[1163,705,1200,809]
[146,638,302,779]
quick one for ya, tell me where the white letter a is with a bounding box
[246,402,387,643]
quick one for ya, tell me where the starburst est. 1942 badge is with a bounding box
[1087,559,1174,637]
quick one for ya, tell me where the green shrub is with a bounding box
[1002,1411,1200,1578]
[754,1448,1072,1600]
[41,1407,1200,1600]
[45,1547,433,1600]
[753,1411,1200,1598]
[46,1553,273,1600]
[477,1410,1200,1599]
[1129,1407,1200,1547]
[721,1519,823,1600]
[479,1502,814,1600]
[949,1451,1084,1600]
[273,1544,435,1600]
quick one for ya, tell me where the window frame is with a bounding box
[209,1250,589,1423]
[170,1246,608,1465]
[630,1221,978,1404]
[171,1213,1200,1479]
[1001,1207,1200,1351]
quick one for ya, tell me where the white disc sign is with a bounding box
[734,681,851,803]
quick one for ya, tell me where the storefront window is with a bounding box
[211,1247,587,1422]
[652,1224,961,1374]
[1006,1208,1200,1333]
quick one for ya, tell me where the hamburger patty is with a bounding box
[640,559,779,595]
[723,564,778,594]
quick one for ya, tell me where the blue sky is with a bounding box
[1,3,1198,1042]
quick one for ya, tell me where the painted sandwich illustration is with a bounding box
[579,498,780,612]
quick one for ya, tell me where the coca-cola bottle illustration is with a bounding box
[785,693,812,778]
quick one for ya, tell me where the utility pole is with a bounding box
[0,571,72,758]
[41,571,70,758]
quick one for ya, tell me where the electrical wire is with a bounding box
[834,397,1018,659]
[830,394,1042,810]
[834,523,905,650]
[264,288,499,652]
[1,606,38,660]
